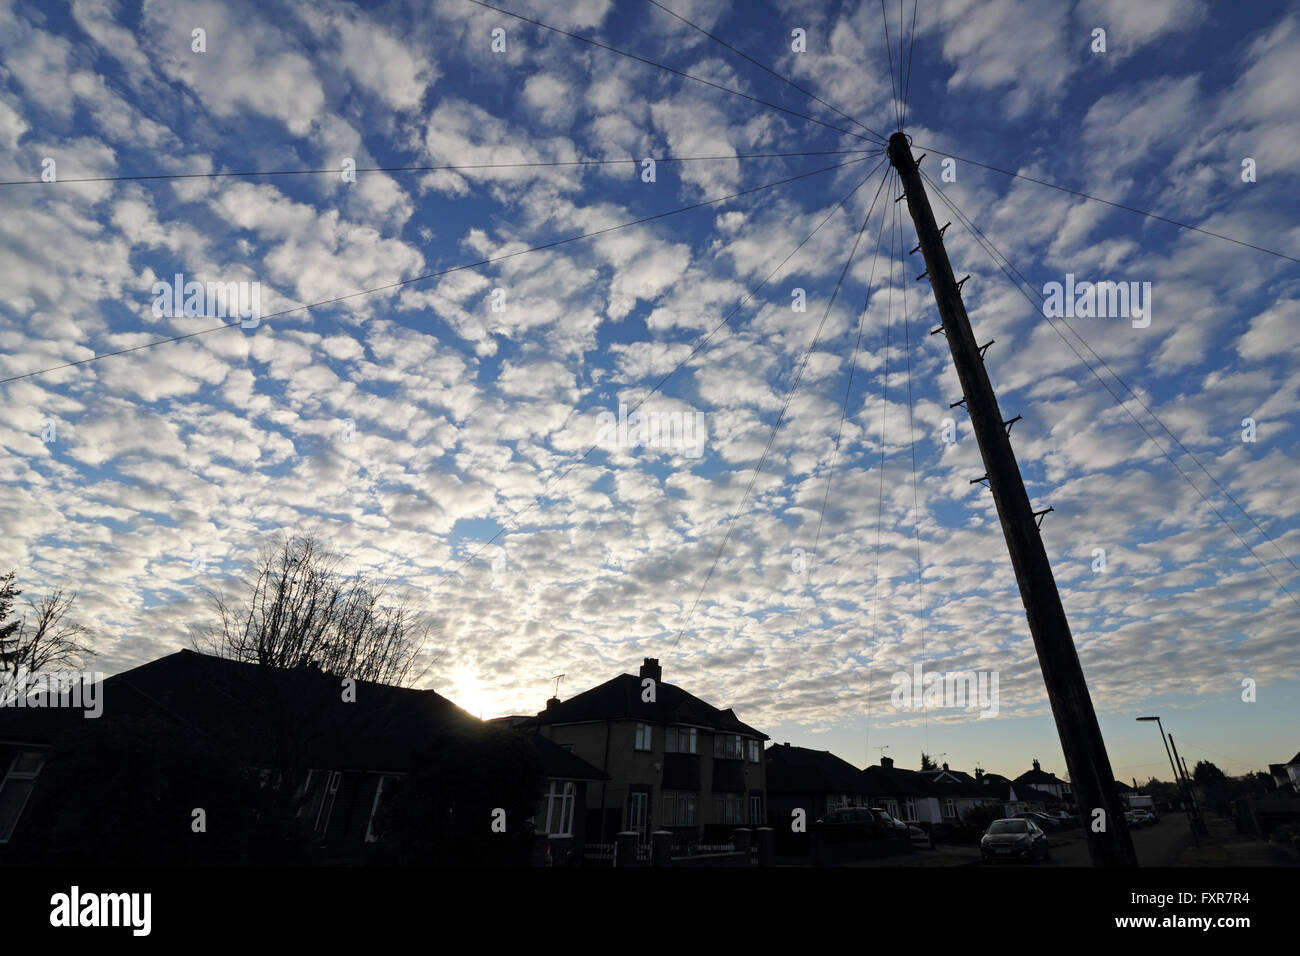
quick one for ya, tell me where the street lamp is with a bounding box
[1136,716,1201,844]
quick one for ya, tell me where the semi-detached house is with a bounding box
[513,658,768,844]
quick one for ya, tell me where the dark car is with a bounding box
[814,807,894,841]
[980,818,1051,863]
[869,808,911,833]
[1014,811,1061,831]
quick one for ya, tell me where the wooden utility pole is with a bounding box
[887,132,1137,866]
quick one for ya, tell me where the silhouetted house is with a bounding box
[527,733,606,864]
[1268,759,1298,794]
[766,743,872,824]
[862,756,933,823]
[973,770,1058,814]
[0,649,592,864]
[915,764,1001,823]
[1014,758,1072,801]
[514,658,768,843]
[1280,752,1300,793]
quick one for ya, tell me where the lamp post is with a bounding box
[1136,716,1200,845]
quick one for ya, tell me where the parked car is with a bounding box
[814,808,894,841]
[980,818,1051,863]
[1124,810,1149,829]
[908,824,934,849]
[1014,811,1061,831]
[869,808,911,833]
[1138,808,1159,825]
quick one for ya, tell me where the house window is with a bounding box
[663,790,697,826]
[713,734,743,760]
[635,723,653,751]
[365,774,400,843]
[298,769,341,835]
[749,794,763,825]
[544,781,576,836]
[712,793,745,825]
[666,727,697,754]
[903,797,916,821]
[0,750,45,843]
[884,799,900,819]
[747,739,761,763]
[942,798,957,819]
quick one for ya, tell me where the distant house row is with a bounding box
[1,649,1089,864]
[765,746,1072,829]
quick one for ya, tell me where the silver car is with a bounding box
[980,817,1051,863]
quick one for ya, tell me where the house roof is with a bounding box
[1015,764,1070,788]
[916,768,986,797]
[0,649,482,770]
[1286,751,1300,767]
[1016,784,1065,804]
[530,734,606,781]
[862,762,926,797]
[766,743,869,794]
[525,672,767,738]
[975,773,1016,800]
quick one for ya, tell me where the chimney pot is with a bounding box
[1033,758,1041,772]
[639,657,662,682]
[942,762,949,771]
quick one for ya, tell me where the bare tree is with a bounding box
[192,533,427,686]
[0,575,97,680]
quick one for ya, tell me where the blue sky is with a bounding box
[1,0,1297,785]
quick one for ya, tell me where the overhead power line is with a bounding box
[1,155,870,386]
[914,145,1300,265]
[0,148,881,188]
[460,0,883,145]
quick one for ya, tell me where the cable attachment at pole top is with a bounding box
[916,270,929,282]
[1003,415,1022,435]
[978,339,995,359]
[895,191,908,203]
[956,274,971,292]
[929,325,945,336]
[969,473,991,488]
[1033,507,1055,528]
[950,397,968,410]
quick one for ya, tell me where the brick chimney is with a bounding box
[942,762,949,771]
[1032,758,1041,772]
[881,756,894,768]
[545,697,560,711]
[639,657,662,682]
[975,767,984,781]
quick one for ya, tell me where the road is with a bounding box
[1038,819,1190,867]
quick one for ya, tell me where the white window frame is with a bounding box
[634,723,653,752]
[714,734,743,760]
[544,781,576,836]
[664,790,697,826]
[903,797,916,821]
[943,798,957,819]
[364,774,399,844]
[314,770,341,835]
[666,726,697,754]
[0,750,46,844]
[747,739,761,763]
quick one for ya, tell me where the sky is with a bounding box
[1,0,1297,785]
